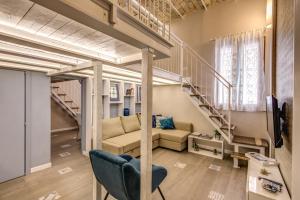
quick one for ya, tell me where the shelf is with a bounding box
[189,134,224,143]
[136,102,141,104]
[189,148,223,159]
[188,134,224,160]
[110,101,123,104]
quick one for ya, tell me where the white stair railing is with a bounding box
[116,0,171,41]
[155,33,234,143]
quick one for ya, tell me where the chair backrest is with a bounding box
[89,150,129,200]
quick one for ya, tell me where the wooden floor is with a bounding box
[0,131,247,200]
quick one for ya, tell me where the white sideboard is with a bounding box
[246,153,291,200]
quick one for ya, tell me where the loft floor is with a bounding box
[0,131,247,200]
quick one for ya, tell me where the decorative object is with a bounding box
[126,88,134,96]
[136,85,141,103]
[110,82,120,101]
[123,108,130,116]
[260,168,271,176]
[213,149,218,155]
[214,130,221,140]
[152,115,156,128]
[159,117,175,129]
[188,134,224,159]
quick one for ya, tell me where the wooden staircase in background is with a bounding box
[51,85,80,125]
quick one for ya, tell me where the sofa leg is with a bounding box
[104,192,109,200]
[158,187,165,200]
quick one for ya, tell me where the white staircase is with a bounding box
[157,33,269,167]
[51,83,81,125]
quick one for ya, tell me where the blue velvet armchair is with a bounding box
[89,150,167,200]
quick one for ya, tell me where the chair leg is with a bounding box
[104,192,109,200]
[158,187,165,200]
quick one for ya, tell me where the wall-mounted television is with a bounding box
[266,96,283,148]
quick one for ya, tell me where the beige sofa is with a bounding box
[102,115,193,157]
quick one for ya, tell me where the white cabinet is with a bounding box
[246,153,290,200]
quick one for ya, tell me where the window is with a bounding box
[110,82,120,101]
[215,30,265,111]
[241,42,259,106]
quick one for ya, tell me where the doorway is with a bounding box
[50,76,83,165]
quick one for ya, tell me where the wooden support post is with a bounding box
[141,48,154,200]
[92,61,103,200]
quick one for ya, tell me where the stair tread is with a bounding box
[65,100,73,102]
[182,84,200,89]
[51,86,59,88]
[220,124,236,130]
[199,104,210,107]
[71,106,79,109]
[209,114,224,118]
[57,93,66,96]
[230,152,249,160]
[232,135,268,148]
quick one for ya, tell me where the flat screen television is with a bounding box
[266,96,283,148]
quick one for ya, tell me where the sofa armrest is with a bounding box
[174,121,193,132]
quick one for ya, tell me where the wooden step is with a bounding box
[232,135,269,148]
[231,152,249,161]
[209,114,224,120]
[51,86,59,89]
[57,93,66,96]
[220,124,236,131]
[71,106,79,110]
[182,84,200,89]
[64,100,73,103]
[199,104,210,108]
[190,94,201,98]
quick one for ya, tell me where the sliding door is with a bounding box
[0,69,25,183]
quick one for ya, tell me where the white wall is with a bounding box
[292,0,300,197]
[153,85,215,133]
[169,0,269,140]
[153,85,268,139]
[172,0,267,64]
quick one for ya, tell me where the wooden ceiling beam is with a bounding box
[47,61,94,76]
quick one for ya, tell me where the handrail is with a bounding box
[157,31,234,143]
[182,43,233,88]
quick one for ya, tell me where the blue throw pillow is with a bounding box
[159,117,175,129]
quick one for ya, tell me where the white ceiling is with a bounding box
[0,0,140,61]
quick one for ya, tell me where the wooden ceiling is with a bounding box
[171,0,229,18]
[0,0,140,61]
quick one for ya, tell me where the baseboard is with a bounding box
[31,162,52,173]
[51,126,78,133]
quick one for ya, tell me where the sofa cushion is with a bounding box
[174,121,193,132]
[102,117,125,140]
[159,117,175,129]
[121,115,141,133]
[105,130,160,153]
[159,129,190,143]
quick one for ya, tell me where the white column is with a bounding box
[84,77,93,154]
[140,48,154,200]
[92,61,103,200]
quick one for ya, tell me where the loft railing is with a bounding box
[155,33,234,143]
[116,0,171,41]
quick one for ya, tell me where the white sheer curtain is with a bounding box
[214,30,265,112]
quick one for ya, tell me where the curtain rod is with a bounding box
[209,27,266,42]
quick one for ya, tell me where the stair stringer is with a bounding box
[51,91,80,125]
[182,88,231,144]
